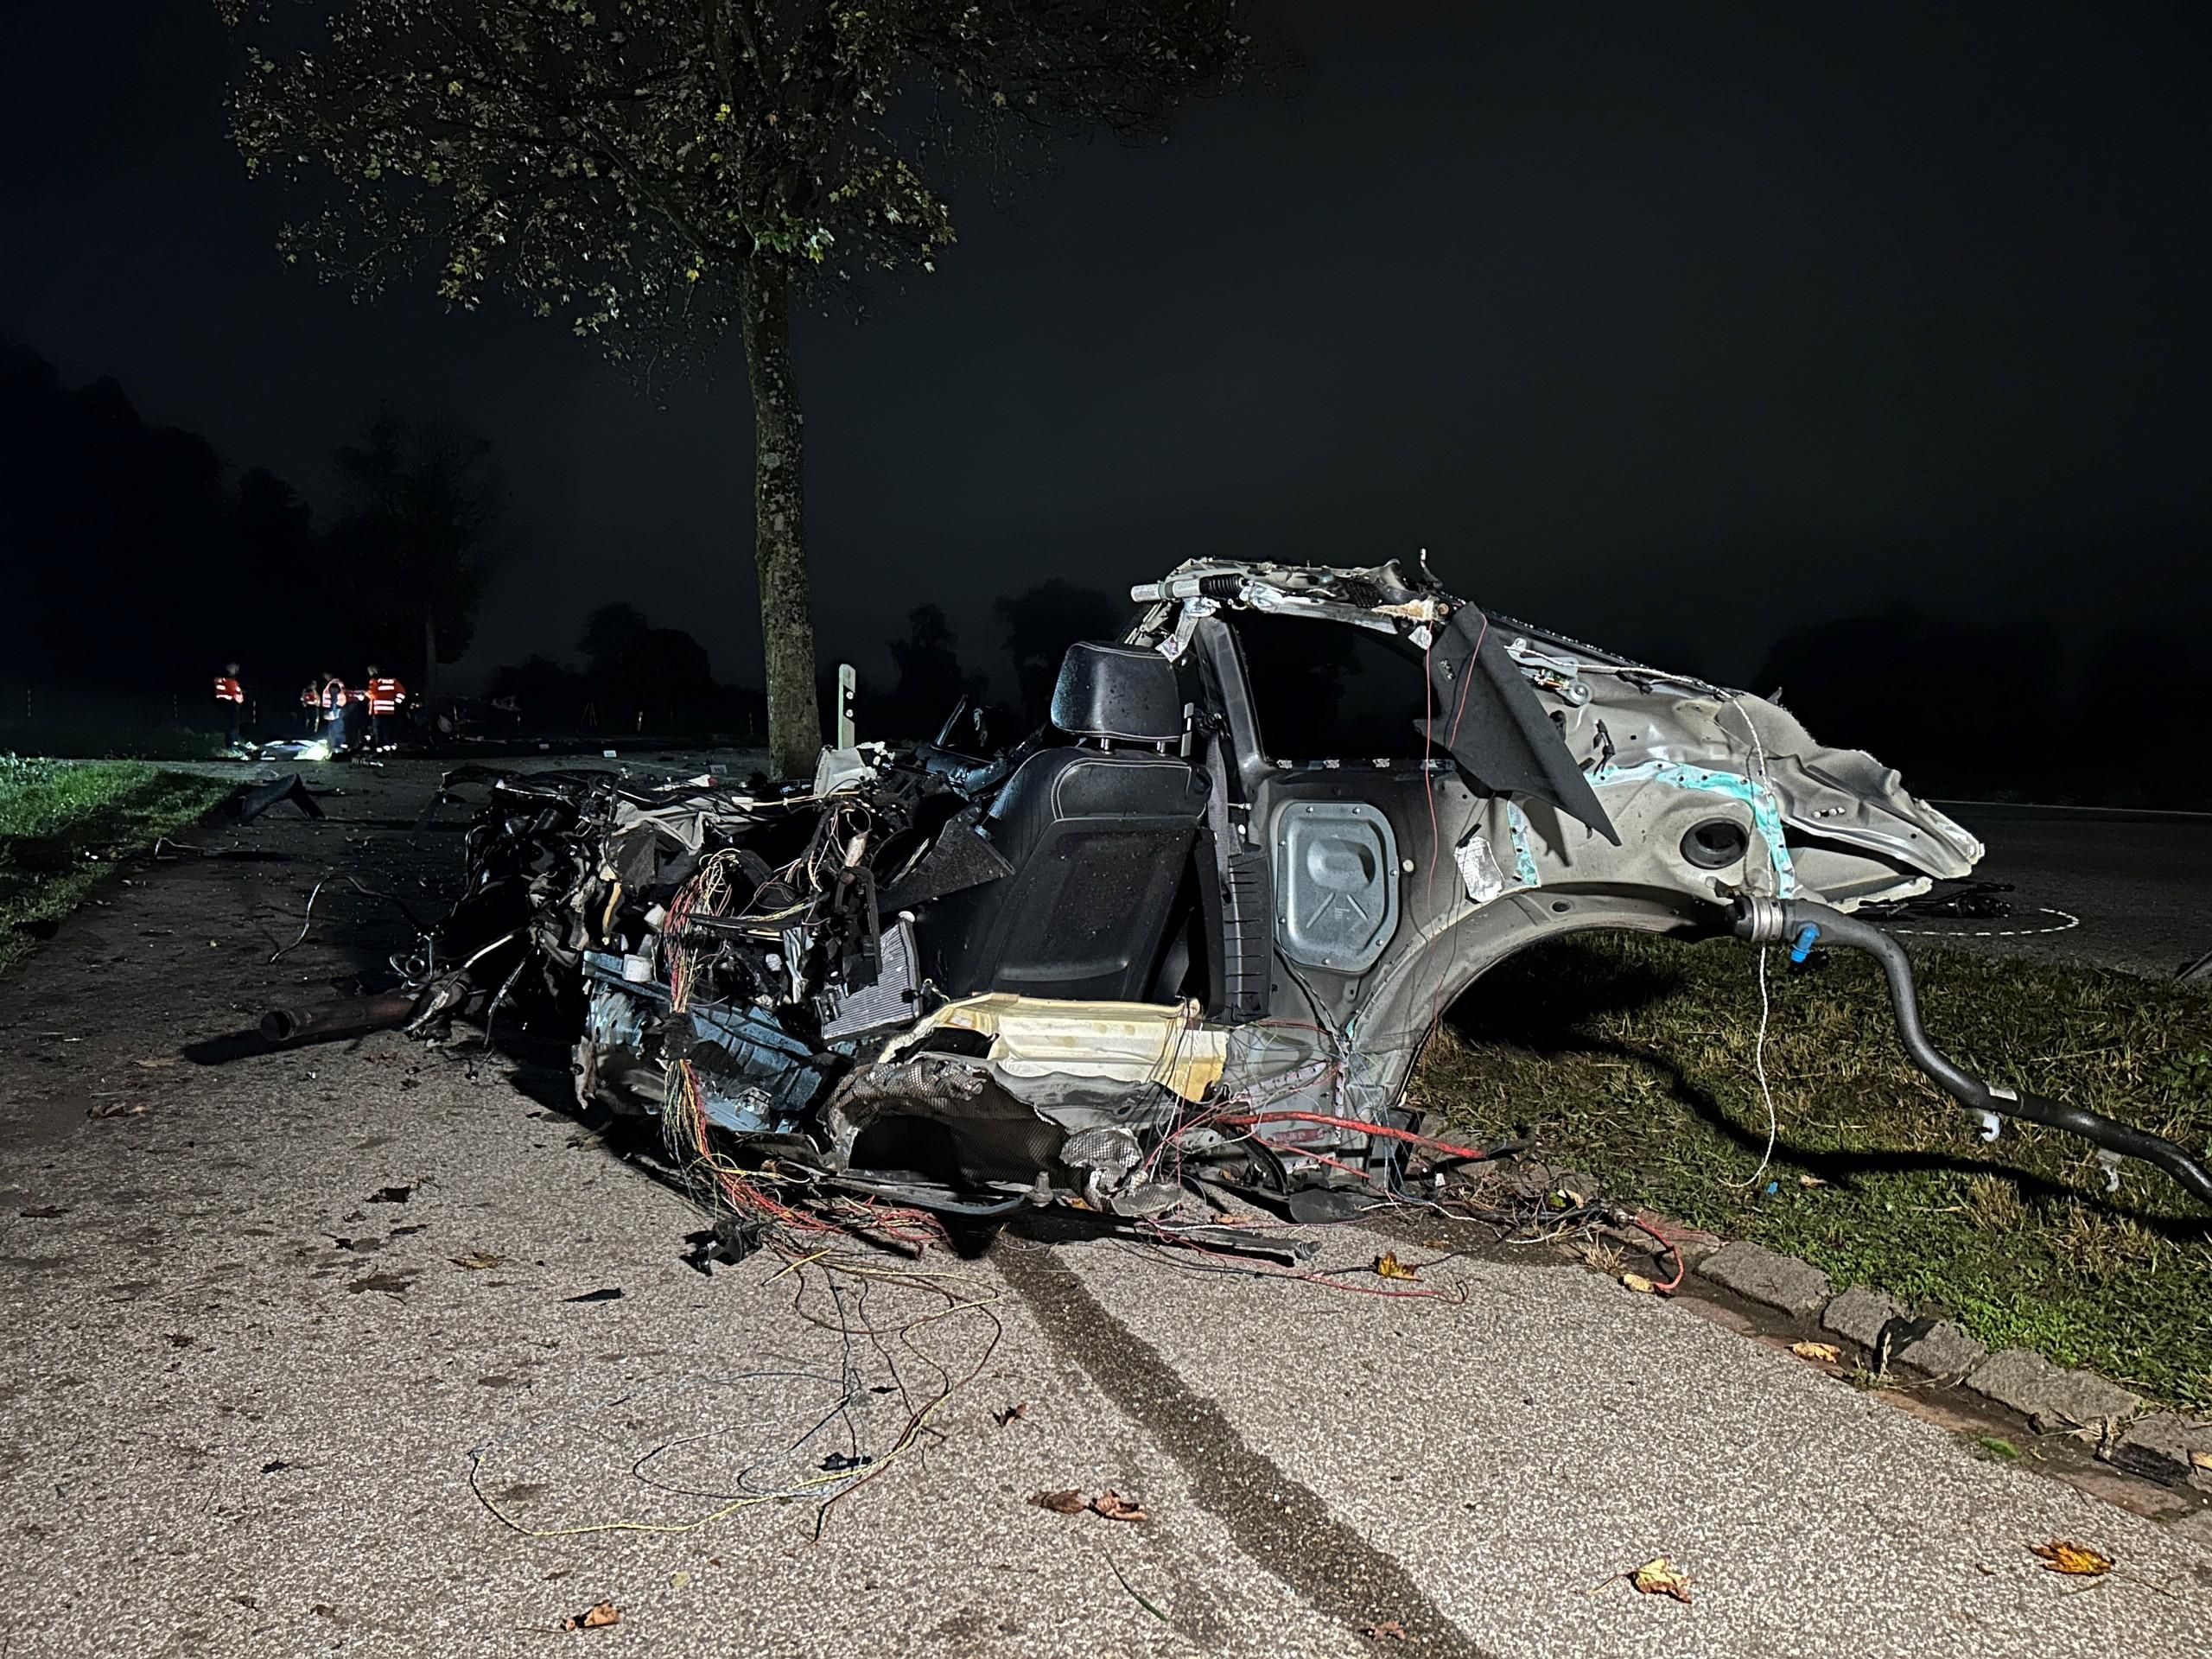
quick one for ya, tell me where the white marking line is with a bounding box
[1885,906,2082,938]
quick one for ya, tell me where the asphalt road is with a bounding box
[1921,802,2212,976]
[2,759,2208,1657]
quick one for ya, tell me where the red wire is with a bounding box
[1217,1109,1493,1163]
[1627,1211,1687,1293]
[1446,610,1488,749]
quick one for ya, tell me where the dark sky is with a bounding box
[6,1,2210,693]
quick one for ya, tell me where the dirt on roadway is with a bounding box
[3,756,2209,1658]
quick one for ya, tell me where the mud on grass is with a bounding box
[1414,932,2212,1408]
[0,757,233,973]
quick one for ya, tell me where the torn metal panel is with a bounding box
[1421,605,1620,845]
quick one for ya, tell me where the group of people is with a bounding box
[212,664,410,754]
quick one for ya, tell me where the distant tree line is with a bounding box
[0,338,501,734]
[9,337,2208,800]
[487,602,767,738]
[1746,607,2205,807]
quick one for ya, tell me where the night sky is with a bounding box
[6,1,2210,694]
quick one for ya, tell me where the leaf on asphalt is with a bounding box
[2031,1541,2113,1577]
[452,1251,505,1270]
[1374,1251,1419,1281]
[1090,1489,1148,1523]
[993,1402,1028,1427]
[1629,1558,1694,1604]
[18,1205,68,1219]
[1789,1341,1842,1363]
[2190,1450,2212,1473]
[134,1057,177,1070]
[1029,1486,1148,1522]
[560,1599,620,1631]
[1621,1272,1656,1295]
[1360,1618,1409,1643]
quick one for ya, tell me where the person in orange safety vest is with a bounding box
[363,665,408,749]
[320,672,353,753]
[213,663,244,748]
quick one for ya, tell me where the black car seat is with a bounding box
[922,641,1208,1002]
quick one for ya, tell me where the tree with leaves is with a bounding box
[328,410,505,691]
[883,601,982,736]
[221,0,1248,777]
[578,600,652,671]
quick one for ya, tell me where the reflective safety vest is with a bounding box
[321,679,349,714]
[365,677,407,715]
[213,676,244,705]
[300,683,321,710]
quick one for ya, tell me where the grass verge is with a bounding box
[1414,932,2212,1408]
[0,756,234,975]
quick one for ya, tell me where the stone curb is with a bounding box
[1685,1229,2211,1493]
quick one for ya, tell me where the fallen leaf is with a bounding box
[18,1205,67,1219]
[1029,1489,1087,1515]
[134,1057,177,1070]
[669,1570,692,1591]
[1629,1558,1694,1604]
[1975,1437,2020,1461]
[1796,1173,1827,1187]
[561,1599,620,1631]
[1090,1489,1148,1523]
[2031,1541,2113,1577]
[2190,1450,2212,1473]
[1360,1618,1408,1643]
[992,1402,1028,1427]
[452,1251,505,1270]
[367,1185,413,1205]
[1789,1341,1842,1363]
[1621,1272,1656,1294]
[1374,1251,1419,1281]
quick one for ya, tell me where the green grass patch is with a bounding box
[1414,931,2212,1408]
[0,756,233,973]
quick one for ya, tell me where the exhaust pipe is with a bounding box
[260,989,424,1046]
[1732,896,2212,1208]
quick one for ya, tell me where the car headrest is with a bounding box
[1049,641,1184,742]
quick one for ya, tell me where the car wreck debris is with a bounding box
[265,559,2212,1224]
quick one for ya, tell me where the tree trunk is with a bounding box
[738,257,823,778]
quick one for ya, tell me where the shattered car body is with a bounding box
[271,559,2212,1215]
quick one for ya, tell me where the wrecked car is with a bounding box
[263,559,2212,1219]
